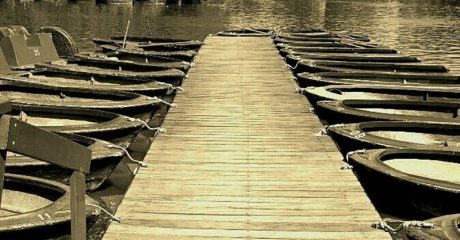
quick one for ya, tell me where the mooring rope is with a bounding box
[295,86,315,94]
[106,144,148,168]
[86,202,122,223]
[124,116,167,132]
[372,219,434,233]
[156,81,184,92]
[345,149,366,163]
[146,96,177,108]
[285,60,301,70]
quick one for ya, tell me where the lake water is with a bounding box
[1,0,460,72]
[0,0,459,239]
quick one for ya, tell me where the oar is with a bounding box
[146,17,152,38]
[122,19,131,49]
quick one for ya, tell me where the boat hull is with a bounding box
[326,121,460,157]
[406,214,460,240]
[0,174,100,238]
[315,99,460,126]
[6,133,127,191]
[303,84,460,110]
[296,72,460,88]
[348,149,460,218]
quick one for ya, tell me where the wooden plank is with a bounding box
[104,36,390,240]
[70,171,86,240]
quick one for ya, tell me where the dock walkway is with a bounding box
[103,36,391,239]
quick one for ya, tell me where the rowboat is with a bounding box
[0,79,165,116]
[302,84,460,109]
[33,62,186,83]
[286,53,419,68]
[275,42,379,50]
[326,121,460,157]
[8,72,172,97]
[100,44,197,62]
[93,36,203,51]
[283,31,370,42]
[0,173,100,238]
[405,214,460,240]
[295,72,460,87]
[72,53,191,72]
[287,58,447,74]
[315,99,460,125]
[274,36,341,44]
[347,148,460,218]
[278,47,397,58]
[274,39,380,48]
[9,104,146,141]
[6,132,126,191]
[216,28,273,37]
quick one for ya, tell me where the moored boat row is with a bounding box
[274,28,460,239]
[0,25,199,238]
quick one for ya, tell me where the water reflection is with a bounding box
[0,0,459,73]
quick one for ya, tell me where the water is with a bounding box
[1,0,460,72]
[1,0,460,239]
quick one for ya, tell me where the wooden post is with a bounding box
[70,171,87,240]
[146,17,152,38]
[0,150,5,207]
[122,20,131,49]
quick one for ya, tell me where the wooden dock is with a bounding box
[103,36,391,240]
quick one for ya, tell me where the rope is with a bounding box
[146,96,177,108]
[181,61,195,67]
[86,202,122,223]
[286,60,301,70]
[326,123,345,129]
[156,81,184,92]
[345,149,366,163]
[313,129,327,137]
[295,86,315,94]
[106,144,148,168]
[340,163,353,170]
[124,116,167,132]
[371,219,434,233]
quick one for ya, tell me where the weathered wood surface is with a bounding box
[104,36,390,239]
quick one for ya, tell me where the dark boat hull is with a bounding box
[101,45,197,62]
[34,62,186,83]
[107,36,203,51]
[278,47,397,58]
[9,104,145,141]
[326,121,460,157]
[10,72,172,97]
[315,99,460,126]
[348,149,460,219]
[303,84,460,110]
[295,72,460,88]
[72,53,191,72]
[293,59,449,74]
[0,79,163,116]
[6,133,127,191]
[406,214,460,240]
[216,28,273,37]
